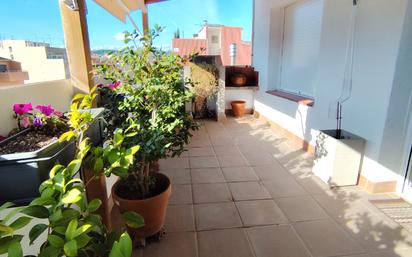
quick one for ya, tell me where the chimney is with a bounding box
[229,43,237,66]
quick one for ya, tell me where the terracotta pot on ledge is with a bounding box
[231,100,246,117]
[231,73,247,87]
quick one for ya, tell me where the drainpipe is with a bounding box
[229,43,237,66]
[330,0,358,136]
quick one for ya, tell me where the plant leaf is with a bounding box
[65,219,78,240]
[122,211,144,228]
[87,199,102,212]
[0,235,23,255]
[29,224,48,245]
[62,188,82,204]
[9,216,32,231]
[109,232,132,257]
[48,234,64,248]
[73,224,92,238]
[21,205,49,219]
[0,224,13,234]
[0,202,14,212]
[7,242,22,257]
[64,240,78,257]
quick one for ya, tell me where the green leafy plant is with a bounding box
[0,89,142,257]
[94,26,198,199]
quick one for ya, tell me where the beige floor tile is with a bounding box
[293,219,364,257]
[160,169,191,184]
[190,156,219,169]
[210,137,234,146]
[253,164,293,181]
[165,205,195,232]
[236,200,288,226]
[213,145,242,156]
[191,168,225,184]
[159,157,189,169]
[189,147,215,157]
[197,228,254,257]
[195,202,242,231]
[275,195,329,222]
[142,232,197,257]
[247,225,312,257]
[169,184,192,205]
[218,155,250,167]
[369,248,412,257]
[294,174,330,194]
[243,152,277,166]
[193,183,232,203]
[313,193,373,221]
[263,177,307,198]
[342,213,412,252]
[189,138,211,147]
[222,167,259,182]
[229,182,271,201]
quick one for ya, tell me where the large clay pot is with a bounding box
[231,100,246,117]
[231,73,247,86]
[112,172,171,238]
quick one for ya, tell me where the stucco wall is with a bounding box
[0,79,75,136]
[253,0,409,184]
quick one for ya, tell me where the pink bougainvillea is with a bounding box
[35,105,55,117]
[108,81,121,90]
[13,103,33,115]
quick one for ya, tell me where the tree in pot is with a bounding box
[93,26,198,244]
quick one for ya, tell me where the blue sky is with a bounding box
[0,0,252,50]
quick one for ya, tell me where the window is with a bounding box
[211,35,219,44]
[279,0,324,96]
[0,64,7,72]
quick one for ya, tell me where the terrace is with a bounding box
[1,0,412,257]
[129,117,412,257]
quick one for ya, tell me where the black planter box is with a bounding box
[0,108,105,206]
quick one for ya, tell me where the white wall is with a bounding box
[0,79,75,135]
[253,0,409,184]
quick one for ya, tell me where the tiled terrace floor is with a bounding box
[134,116,412,257]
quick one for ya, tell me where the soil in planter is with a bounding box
[0,130,62,155]
[115,173,170,200]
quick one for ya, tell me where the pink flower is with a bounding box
[20,117,31,128]
[35,105,55,117]
[53,111,64,117]
[108,81,121,90]
[13,103,33,115]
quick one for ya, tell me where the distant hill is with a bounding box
[92,49,117,55]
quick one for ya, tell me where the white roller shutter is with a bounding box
[280,0,324,96]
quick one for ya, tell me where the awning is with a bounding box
[93,0,167,33]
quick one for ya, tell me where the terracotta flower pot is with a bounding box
[112,172,171,239]
[231,100,246,117]
[231,73,247,87]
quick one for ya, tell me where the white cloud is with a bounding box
[114,32,125,41]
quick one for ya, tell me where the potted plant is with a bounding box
[0,91,140,257]
[0,101,104,206]
[187,62,219,118]
[93,27,197,245]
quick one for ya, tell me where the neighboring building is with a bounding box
[0,57,29,86]
[0,40,70,83]
[172,24,252,66]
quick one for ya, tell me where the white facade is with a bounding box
[253,0,412,197]
[0,40,70,83]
